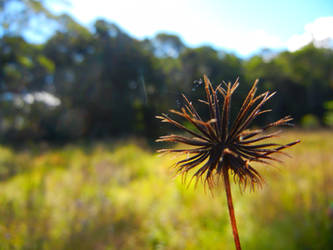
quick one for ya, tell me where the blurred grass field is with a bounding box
[0,130,332,250]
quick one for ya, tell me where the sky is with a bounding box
[47,0,333,56]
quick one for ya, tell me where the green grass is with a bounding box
[0,131,332,249]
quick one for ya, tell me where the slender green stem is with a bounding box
[223,168,241,250]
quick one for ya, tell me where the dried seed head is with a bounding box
[156,75,300,191]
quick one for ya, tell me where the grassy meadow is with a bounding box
[0,130,332,250]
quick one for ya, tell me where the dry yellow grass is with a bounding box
[0,130,332,249]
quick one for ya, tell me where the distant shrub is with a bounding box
[301,114,320,128]
[323,101,333,127]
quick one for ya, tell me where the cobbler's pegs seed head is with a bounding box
[156,75,300,191]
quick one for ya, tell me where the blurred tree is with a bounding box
[286,44,333,120]
[151,33,185,58]
[0,35,61,142]
[0,36,54,92]
[244,45,333,124]
[1,4,332,144]
[0,0,62,38]
[43,19,165,139]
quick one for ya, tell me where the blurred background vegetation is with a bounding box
[0,132,332,249]
[0,0,333,249]
[1,0,333,143]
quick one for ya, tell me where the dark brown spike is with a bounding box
[203,75,215,119]
[198,99,209,105]
[263,116,293,130]
[239,130,281,144]
[176,152,209,167]
[158,113,209,141]
[220,82,232,141]
[177,153,210,173]
[241,143,282,149]
[182,94,203,121]
[170,108,218,142]
[217,86,227,97]
[229,79,259,133]
[230,91,273,137]
[213,87,221,137]
[156,135,209,147]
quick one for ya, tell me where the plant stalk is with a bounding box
[223,168,241,250]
